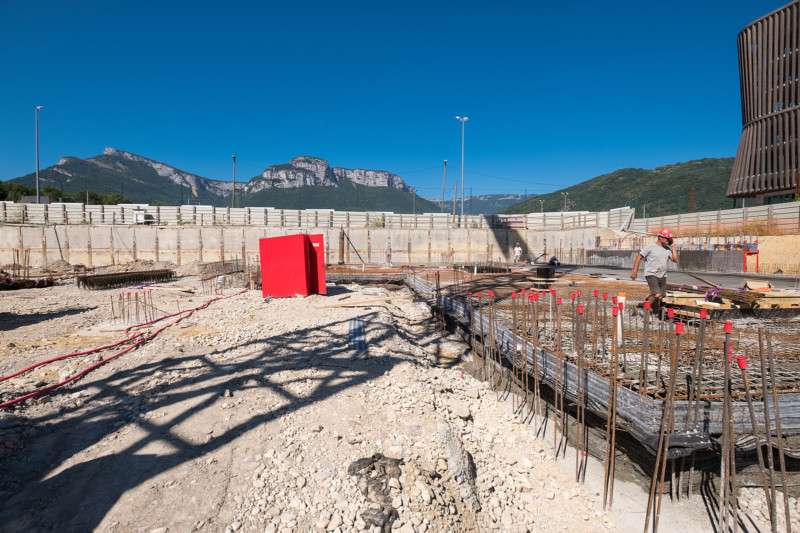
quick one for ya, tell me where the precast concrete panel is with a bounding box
[20,227,44,261]
[202,227,223,261]
[113,227,136,264]
[0,226,21,264]
[65,226,89,265]
[42,226,63,265]
[136,227,157,261]
[250,208,267,226]
[244,227,265,254]
[157,227,180,264]
[365,229,389,264]
[484,230,504,263]
[410,230,429,264]
[343,229,369,263]
[428,230,450,264]
[223,228,243,260]
[159,207,179,224]
[179,227,202,263]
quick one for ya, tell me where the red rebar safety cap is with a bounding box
[736,355,747,369]
[724,321,733,333]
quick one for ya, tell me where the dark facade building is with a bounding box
[728,0,800,205]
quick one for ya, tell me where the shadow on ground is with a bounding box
[0,306,442,532]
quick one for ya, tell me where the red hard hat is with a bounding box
[658,228,674,239]
[516,242,520,245]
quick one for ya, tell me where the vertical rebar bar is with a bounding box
[766,330,792,533]
[758,328,778,533]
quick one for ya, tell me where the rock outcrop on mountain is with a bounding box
[97,148,233,197]
[332,167,410,191]
[248,156,411,193]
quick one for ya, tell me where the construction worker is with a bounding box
[630,228,678,313]
[513,242,523,265]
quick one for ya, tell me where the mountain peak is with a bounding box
[104,147,135,158]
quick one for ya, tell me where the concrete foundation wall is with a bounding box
[0,223,620,268]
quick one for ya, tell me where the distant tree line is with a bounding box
[0,182,130,205]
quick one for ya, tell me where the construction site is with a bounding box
[2,206,800,533]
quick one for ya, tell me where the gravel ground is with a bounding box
[0,275,794,532]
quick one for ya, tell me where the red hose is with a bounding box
[0,289,247,409]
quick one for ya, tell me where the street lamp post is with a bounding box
[231,155,236,208]
[561,192,569,212]
[441,160,447,213]
[539,199,544,213]
[35,106,43,204]
[455,116,468,218]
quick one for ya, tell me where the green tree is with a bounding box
[41,185,63,200]
[0,182,35,201]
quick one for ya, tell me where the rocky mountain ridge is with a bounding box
[7,148,422,211]
[251,156,411,192]
[95,148,234,197]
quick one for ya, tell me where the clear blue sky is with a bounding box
[0,1,787,198]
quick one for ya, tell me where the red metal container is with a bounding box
[259,233,326,298]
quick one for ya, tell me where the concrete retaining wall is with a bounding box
[0,224,621,268]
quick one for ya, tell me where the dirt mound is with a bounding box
[93,259,177,275]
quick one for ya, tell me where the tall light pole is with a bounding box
[539,199,544,213]
[441,160,447,213]
[35,106,44,204]
[455,116,468,218]
[561,191,569,212]
[231,155,236,208]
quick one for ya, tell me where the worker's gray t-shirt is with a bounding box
[639,243,672,278]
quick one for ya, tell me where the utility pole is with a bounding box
[452,180,458,217]
[231,155,236,208]
[441,160,447,213]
